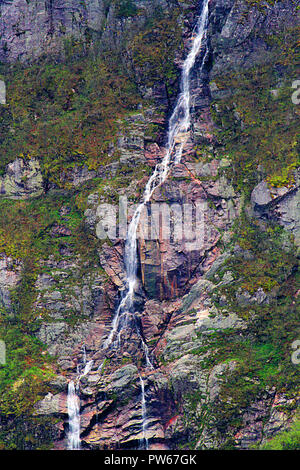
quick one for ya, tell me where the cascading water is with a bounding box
[139,375,149,450]
[67,348,94,450]
[67,381,81,450]
[104,0,209,350]
[102,0,210,450]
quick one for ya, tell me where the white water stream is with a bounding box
[67,381,81,450]
[139,375,149,450]
[67,349,94,449]
[104,0,209,352]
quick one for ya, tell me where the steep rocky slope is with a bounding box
[0,0,299,450]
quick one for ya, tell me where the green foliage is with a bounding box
[130,11,183,99]
[189,208,299,447]
[0,189,101,261]
[0,10,178,432]
[0,54,140,183]
[199,266,299,446]
[0,415,56,450]
[221,214,296,297]
[259,417,300,450]
[211,26,300,194]
[0,3,187,186]
[244,0,278,8]
[0,323,54,418]
[0,190,103,430]
[116,0,138,18]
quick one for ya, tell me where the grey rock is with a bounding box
[262,394,299,443]
[0,158,43,200]
[208,360,237,401]
[274,187,300,247]
[182,279,216,313]
[36,322,67,348]
[251,181,272,207]
[218,270,234,286]
[165,323,197,343]
[0,254,21,309]
[34,392,67,416]
[209,0,298,77]
[48,375,69,393]
[236,287,269,306]
[0,0,178,63]
[204,252,231,279]
[251,172,300,246]
[104,364,138,397]
[196,311,246,333]
[169,354,208,399]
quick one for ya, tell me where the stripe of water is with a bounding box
[104,0,209,350]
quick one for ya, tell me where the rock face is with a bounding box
[34,254,117,371]
[0,254,21,309]
[0,0,181,62]
[0,0,105,62]
[0,158,43,199]
[251,171,300,247]
[0,0,299,452]
[209,0,299,77]
[137,161,241,300]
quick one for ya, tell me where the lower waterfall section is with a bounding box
[67,381,81,450]
[67,350,94,450]
[139,375,149,450]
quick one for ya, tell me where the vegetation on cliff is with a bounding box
[0,0,299,451]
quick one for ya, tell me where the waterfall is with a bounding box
[102,0,210,450]
[104,0,209,351]
[67,381,81,450]
[139,375,149,450]
[81,359,94,379]
[67,349,94,450]
[101,0,210,447]
[82,345,87,365]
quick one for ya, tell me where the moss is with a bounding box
[194,270,299,447]
[0,3,189,185]
[210,26,300,195]
[259,416,300,450]
[0,189,105,425]
[218,213,297,302]
[0,415,57,450]
[0,322,55,419]
[130,10,183,99]
[186,207,299,447]
[115,0,138,18]
[0,54,140,183]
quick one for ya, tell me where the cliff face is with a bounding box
[0,0,299,450]
[0,0,183,62]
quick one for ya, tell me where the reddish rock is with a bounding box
[50,224,72,237]
[98,242,126,288]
